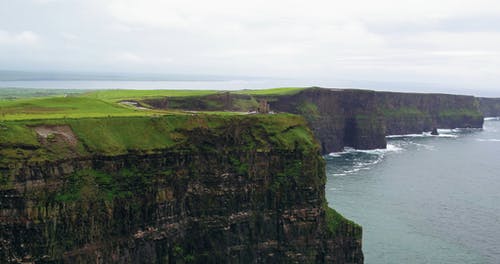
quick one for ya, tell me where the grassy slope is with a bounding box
[0,88,87,100]
[0,96,159,120]
[80,87,306,102]
[0,87,308,121]
[0,114,315,160]
[82,89,219,102]
[0,90,315,156]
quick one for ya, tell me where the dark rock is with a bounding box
[478,97,500,117]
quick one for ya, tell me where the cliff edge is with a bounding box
[0,114,362,263]
[139,87,484,154]
[478,97,500,117]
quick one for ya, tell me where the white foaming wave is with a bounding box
[437,129,453,133]
[484,117,500,121]
[386,133,425,138]
[386,143,404,152]
[387,132,458,138]
[352,144,403,154]
[411,142,436,151]
[328,144,396,176]
[328,143,403,156]
[476,138,500,142]
[334,155,385,176]
[436,134,459,138]
[484,127,498,132]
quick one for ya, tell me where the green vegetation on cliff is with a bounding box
[325,206,362,240]
[297,101,320,121]
[381,107,427,117]
[438,108,483,119]
[0,113,316,161]
[55,168,147,202]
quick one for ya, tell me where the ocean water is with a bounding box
[326,119,500,263]
[1,80,499,97]
[0,80,305,90]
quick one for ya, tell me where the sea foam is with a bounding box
[476,138,500,142]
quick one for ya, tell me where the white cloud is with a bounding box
[2,0,500,93]
[61,32,79,41]
[32,0,62,4]
[0,30,39,45]
[112,51,144,63]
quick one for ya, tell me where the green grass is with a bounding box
[232,87,306,96]
[0,96,164,120]
[438,108,483,119]
[0,89,318,159]
[81,89,219,102]
[0,113,317,159]
[232,97,259,111]
[297,102,320,120]
[55,168,147,202]
[0,122,40,146]
[381,107,426,117]
[67,116,184,154]
[0,88,87,100]
[325,206,362,239]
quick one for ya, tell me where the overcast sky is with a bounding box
[1,0,500,94]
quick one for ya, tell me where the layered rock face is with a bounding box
[478,97,500,117]
[0,116,362,263]
[374,92,483,135]
[268,88,386,153]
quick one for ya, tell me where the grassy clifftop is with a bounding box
[0,90,317,164]
[1,113,317,162]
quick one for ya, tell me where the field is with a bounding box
[0,87,310,121]
[82,89,219,102]
[0,96,157,120]
[0,87,315,159]
[0,87,87,100]
[81,87,306,102]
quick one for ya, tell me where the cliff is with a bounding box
[374,91,483,135]
[478,97,500,117]
[140,88,484,154]
[0,115,363,263]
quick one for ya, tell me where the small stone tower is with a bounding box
[257,99,270,114]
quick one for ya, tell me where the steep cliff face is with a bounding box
[267,88,387,153]
[374,92,483,134]
[140,88,483,154]
[0,115,362,263]
[267,88,483,154]
[478,97,500,117]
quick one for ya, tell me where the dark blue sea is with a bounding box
[326,118,500,263]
